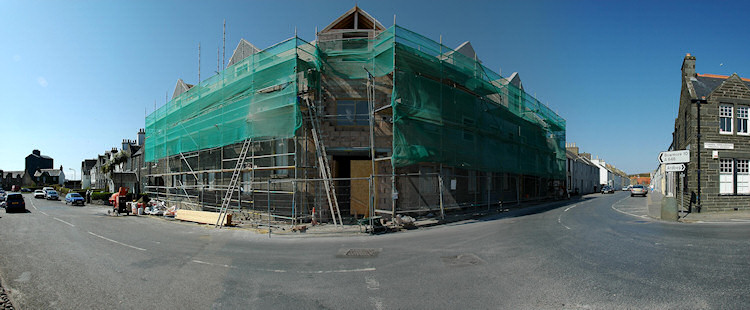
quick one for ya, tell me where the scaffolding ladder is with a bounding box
[305,99,342,226]
[215,138,252,227]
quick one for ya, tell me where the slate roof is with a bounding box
[4,171,25,178]
[692,74,750,98]
[36,169,62,177]
[27,153,52,160]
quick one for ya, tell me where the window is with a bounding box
[720,104,733,134]
[738,160,750,194]
[737,106,749,135]
[336,100,369,126]
[720,159,734,194]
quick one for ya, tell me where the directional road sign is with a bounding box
[659,150,689,164]
[665,163,686,172]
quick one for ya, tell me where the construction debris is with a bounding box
[175,209,232,226]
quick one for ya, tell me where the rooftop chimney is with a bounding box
[32,149,40,156]
[682,53,696,78]
[137,128,145,146]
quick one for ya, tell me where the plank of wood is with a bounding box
[175,209,232,226]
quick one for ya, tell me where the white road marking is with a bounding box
[88,231,146,251]
[53,217,75,227]
[558,204,578,230]
[365,275,380,290]
[369,297,384,310]
[190,259,376,274]
[39,211,48,216]
[610,196,651,219]
[29,199,38,210]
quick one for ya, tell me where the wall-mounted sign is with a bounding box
[665,163,685,172]
[704,142,734,150]
[659,150,690,164]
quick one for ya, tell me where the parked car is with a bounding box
[20,188,32,192]
[601,185,615,194]
[621,186,629,191]
[11,185,20,192]
[5,193,26,213]
[0,190,5,202]
[42,187,54,192]
[631,185,648,197]
[65,193,85,206]
[33,189,46,199]
[45,190,59,200]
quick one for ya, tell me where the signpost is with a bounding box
[659,150,689,164]
[665,163,686,172]
[659,150,690,215]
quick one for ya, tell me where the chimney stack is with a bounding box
[682,53,696,78]
[137,128,145,146]
[33,149,41,156]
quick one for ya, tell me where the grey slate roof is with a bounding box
[36,169,62,177]
[692,75,750,98]
[4,171,25,178]
[27,153,52,160]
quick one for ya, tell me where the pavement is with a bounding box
[643,190,750,223]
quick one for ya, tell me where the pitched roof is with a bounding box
[27,152,52,160]
[37,168,62,177]
[321,6,385,33]
[692,73,750,98]
[172,79,194,99]
[227,39,260,68]
[4,171,25,178]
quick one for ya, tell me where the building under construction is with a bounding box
[143,7,566,226]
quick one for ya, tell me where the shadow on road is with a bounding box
[444,195,605,226]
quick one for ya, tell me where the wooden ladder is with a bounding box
[215,139,252,227]
[305,99,342,226]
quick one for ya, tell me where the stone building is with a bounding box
[25,150,53,179]
[672,53,750,211]
[142,7,566,223]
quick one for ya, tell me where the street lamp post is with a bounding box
[68,168,77,181]
[692,96,707,213]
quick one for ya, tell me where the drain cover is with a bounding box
[442,253,484,267]
[337,248,381,258]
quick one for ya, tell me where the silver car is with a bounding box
[630,185,647,197]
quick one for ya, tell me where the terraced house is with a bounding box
[142,7,566,224]
[673,53,750,211]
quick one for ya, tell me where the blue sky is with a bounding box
[1,0,749,177]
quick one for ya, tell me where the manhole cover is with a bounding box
[442,253,484,267]
[337,248,381,258]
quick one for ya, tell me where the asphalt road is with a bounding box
[0,192,749,309]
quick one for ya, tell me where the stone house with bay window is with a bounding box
[673,53,750,211]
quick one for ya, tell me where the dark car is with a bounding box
[65,193,85,206]
[5,193,26,213]
[601,185,615,194]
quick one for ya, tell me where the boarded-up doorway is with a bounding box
[350,160,371,217]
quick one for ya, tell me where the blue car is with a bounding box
[65,193,85,206]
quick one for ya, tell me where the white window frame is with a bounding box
[720,159,734,194]
[737,106,749,135]
[737,160,750,194]
[719,104,733,134]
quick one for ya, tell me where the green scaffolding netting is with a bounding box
[390,26,566,179]
[145,38,314,162]
[145,25,565,179]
